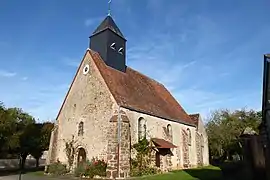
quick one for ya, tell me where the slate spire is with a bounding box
[92,15,125,40]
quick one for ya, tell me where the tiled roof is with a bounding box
[89,50,195,126]
[151,138,177,149]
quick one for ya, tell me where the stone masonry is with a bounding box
[106,111,131,179]
[46,51,118,166]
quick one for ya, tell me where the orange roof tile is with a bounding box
[89,50,195,126]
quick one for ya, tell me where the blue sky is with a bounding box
[0,0,269,122]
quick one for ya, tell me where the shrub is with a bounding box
[91,158,107,177]
[73,158,107,178]
[47,161,67,175]
[74,163,86,177]
[130,166,160,177]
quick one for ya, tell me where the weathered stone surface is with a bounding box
[46,52,117,167]
[125,107,209,171]
[106,112,131,179]
[112,170,117,178]
[106,171,111,178]
[47,50,209,179]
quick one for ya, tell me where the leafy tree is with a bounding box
[40,122,54,150]
[2,107,36,168]
[0,103,17,155]
[206,108,261,162]
[131,137,155,176]
[0,101,54,168]
[30,122,54,167]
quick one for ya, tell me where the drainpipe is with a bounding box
[117,106,122,178]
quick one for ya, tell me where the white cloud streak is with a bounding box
[0,70,16,77]
[22,77,28,81]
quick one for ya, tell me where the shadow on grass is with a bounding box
[185,161,261,180]
[184,167,223,180]
[0,166,45,176]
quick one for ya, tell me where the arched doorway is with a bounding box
[77,148,86,166]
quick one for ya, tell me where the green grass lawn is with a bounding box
[136,166,223,180]
[25,165,237,180]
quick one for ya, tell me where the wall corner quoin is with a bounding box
[106,110,131,179]
[46,125,59,166]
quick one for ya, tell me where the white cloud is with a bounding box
[125,12,261,121]
[22,77,28,81]
[0,70,16,77]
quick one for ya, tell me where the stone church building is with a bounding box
[46,14,209,179]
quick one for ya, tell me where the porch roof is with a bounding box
[151,138,177,149]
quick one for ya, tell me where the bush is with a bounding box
[91,158,107,177]
[130,138,160,177]
[130,166,160,177]
[74,163,86,177]
[47,161,67,175]
[73,158,107,178]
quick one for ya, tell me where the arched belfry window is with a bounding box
[78,121,84,136]
[138,117,146,140]
[187,128,191,146]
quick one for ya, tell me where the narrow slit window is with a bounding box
[78,122,84,136]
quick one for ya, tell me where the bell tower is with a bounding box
[89,14,127,72]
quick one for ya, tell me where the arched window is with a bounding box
[78,121,84,136]
[167,124,172,140]
[187,128,191,146]
[138,118,146,140]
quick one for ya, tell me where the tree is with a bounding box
[30,122,54,167]
[3,107,36,169]
[206,108,261,161]
[132,137,152,174]
[40,122,54,150]
[0,101,54,168]
[0,103,17,156]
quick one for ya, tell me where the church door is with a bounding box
[77,148,86,167]
[155,151,161,168]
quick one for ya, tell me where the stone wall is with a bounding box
[196,132,203,166]
[106,111,131,179]
[46,125,58,166]
[196,115,209,166]
[48,51,118,166]
[123,107,198,170]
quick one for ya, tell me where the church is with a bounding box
[46,12,209,179]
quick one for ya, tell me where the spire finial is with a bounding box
[108,0,112,16]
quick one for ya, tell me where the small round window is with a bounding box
[83,64,89,75]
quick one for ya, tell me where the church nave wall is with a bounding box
[122,107,198,170]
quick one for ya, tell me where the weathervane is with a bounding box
[108,0,112,16]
